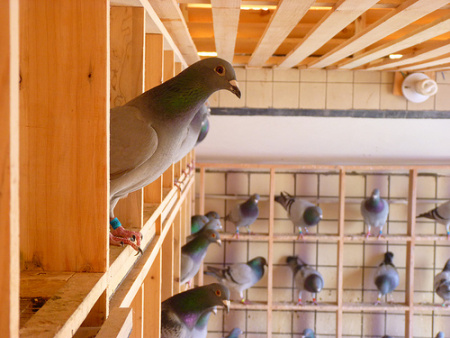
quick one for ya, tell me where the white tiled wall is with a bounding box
[195,168,450,337]
[210,68,450,111]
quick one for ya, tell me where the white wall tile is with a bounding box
[300,69,327,82]
[435,83,450,110]
[246,81,273,108]
[234,67,247,81]
[326,83,353,109]
[299,82,326,109]
[353,83,380,109]
[208,91,220,107]
[436,71,450,84]
[219,82,246,108]
[381,72,395,83]
[247,68,273,82]
[274,68,300,82]
[407,95,435,110]
[327,70,353,83]
[354,71,381,83]
[380,83,407,110]
[273,82,299,109]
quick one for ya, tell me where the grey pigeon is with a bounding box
[361,188,389,238]
[180,229,222,285]
[302,328,315,338]
[225,194,260,238]
[191,309,214,338]
[381,336,393,338]
[417,200,450,239]
[196,116,209,145]
[275,191,323,239]
[436,332,445,338]
[205,256,267,304]
[186,218,222,242]
[161,283,230,338]
[434,258,450,307]
[191,214,210,234]
[109,58,240,252]
[374,251,399,305]
[287,256,324,305]
[225,328,243,338]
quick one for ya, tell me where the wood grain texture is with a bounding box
[96,307,133,338]
[161,225,174,301]
[144,34,164,90]
[130,285,143,338]
[143,251,161,338]
[19,0,108,272]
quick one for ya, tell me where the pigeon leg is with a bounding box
[366,225,371,238]
[240,291,251,305]
[297,228,304,241]
[374,292,382,305]
[297,291,303,305]
[234,228,240,239]
[312,294,318,305]
[377,228,384,239]
[446,224,450,239]
[247,227,254,235]
[110,218,143,254]
[174,180,184,192]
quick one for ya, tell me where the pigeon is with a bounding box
[302,328,315,338]
[417,200,450,239]
[225,328,243,338]
[196,116,209,145]
[180,229,222,285]
[191,310,214,338]
[434,258,450,307]
[191,211,221,235]
[109,57,240,252]
[225,194,260,238]
[436,332,445,338]
[374,251,399,305]
[381,336,393,338]
[205,256,267,304]
[275,191,323,239]
[361,188,389,238]
[286,256,324,305]
[161,283,230,338]
[186,218,222,242]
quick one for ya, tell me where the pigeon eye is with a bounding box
[211,233,216,238]
[215,65,225,76]
[215,290,221,296]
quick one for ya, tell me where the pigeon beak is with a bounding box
[223,300,230,313]
[216,239,222,247]
[229,80,241,98]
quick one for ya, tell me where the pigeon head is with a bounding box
[275,191,292,209]
[189,57,241,98]
[365,188,385,212]
[371,188,381,199]
[383,251,395,266]
[304,274,323,293]
[204,229,222,246]
[286,255,300,273]
[302,328,315,338]
[205,211,220,220]
[250,256,268,268]
[203,218,222,231]
[250,194,260,203]
[303,206,323,226]
[202,283,231,313]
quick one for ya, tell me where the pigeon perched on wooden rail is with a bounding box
[109,58,240,253]
[205,256,267,304]
[434,258,450,307]
[361,188,389,238]
[225,328,243,338]
[374,251,399,305]
[180,229,222,285]
[225,194,260,238]
[275,191,322,239]
[417,200,450,239]
[286,256,324,305]
[161,283,230,338]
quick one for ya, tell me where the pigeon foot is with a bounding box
[312,298,318,305]
[240,298,251,305]
[109,232,143,255]
[297,298,302,306]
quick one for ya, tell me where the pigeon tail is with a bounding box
[204,266,226,280]
[286,256,301,273]
[375,276,395,296]
[417,208,441,220]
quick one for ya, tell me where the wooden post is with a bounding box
[163,50,175,81]
[144,250,161,337]
[267,168,276,337]
[130,285,144,338]
[163,164,174,190]
[0,0,19,335]
[173,211,182,294]
[111,6,145,230]
[175,62,183,75]
[336,168,346,337]
[161,225,174,301]
[405,169,417,338]
[19,0,108,272]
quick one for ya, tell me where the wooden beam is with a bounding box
[248,0,315,67]
[309,0,449,69]
[400,54,450,71]
[144,34,164,90]
[130,285,144,338]
[19,0,108,272]
[279,0,379,69]
[161,226,174,301]
[336,168,346,338]
[143,250,161,337]
[340,15,450,69]
[267,168,276,337]
[163,50,175,81]
[0,1,19,336]
[148,0,200,65]
[96,308,133,338]
[211,0,241,63]
[365,41,450,71]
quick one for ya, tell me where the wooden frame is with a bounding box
[196,162,450,338]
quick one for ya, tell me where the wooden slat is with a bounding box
[248,0,314,67]
[173,211,182,294]
[144,177,163,204]
[211,0,241,63]
[20,273,107,338]
[161,226,174,301]
[340,15,450,69]
[279,0,379,69]
[401,54,450,71]
[336,169,346,338]
[267,168,276,337]
[130,285,143,338]
[0,0,19,336]
[148,0,200,65]
[309,0,449,69]
[163,50,175,81]
[366,42,450,71]
[19,0,108,272]
[144,34,164,90]
[96,308,133,338]
[143,250,161,337]
[174,62,183,75]
[163,164,174,189]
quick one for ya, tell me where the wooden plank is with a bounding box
[401,54,450,71]
[163,50,175,81]
[20,273,107,338]
[161,225,174,301]
[144,34,164,90]
[173,211,182,294]
[163,164,174,189]
[148,0,200,65]
[21,272,75,298]
[211,0,241,63]
[0,0,19,335]
[267,168,276,337]
[96,308,133,338]
[279,0,379,69]
[19,0,108,272]
[144,177,163,204]
[143,250,161,338]
[111,6,145,230]
[336,169,346,338]
[393,71,404,96]
[174,62,183,75]
[81,290,108,327]
[130,285,143,338]
[248,0,314,67]
[367,42,450,71]
[340,15,450,69]
[309,0,449,69]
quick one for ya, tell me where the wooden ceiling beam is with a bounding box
[339,15,450,69]
[366,42,450,71]
[399,54,450,71]
[279,0,379,69]
[308,0,449,69]
[247,0,315,67]
[148,0,200,65]
[211,0,241,63]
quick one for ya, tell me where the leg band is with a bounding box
[110,217,122,230]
